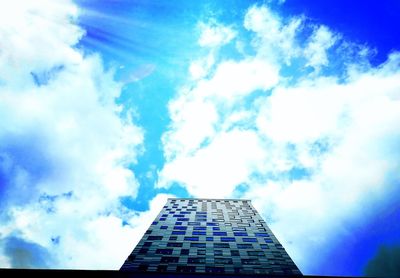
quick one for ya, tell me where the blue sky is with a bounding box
[0,0,400,276]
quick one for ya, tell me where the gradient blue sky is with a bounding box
[0,0,400,276]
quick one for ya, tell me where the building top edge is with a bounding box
[167,198,251,202]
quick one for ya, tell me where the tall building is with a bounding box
[121,198,302,276]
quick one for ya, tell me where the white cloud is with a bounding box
[198,22,236,48]
[256,77,346,144]
[0,0,82,87]
[1,193,172,269]
[244,5,303,63]
[201,58,280,100]
[159,129,267,198]
[159,4,400,275]
[189,53,215,80]
[0,0,145,269]
[304,26,338,70]
[163,95,219,159]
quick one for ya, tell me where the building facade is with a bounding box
[120,198,301,276]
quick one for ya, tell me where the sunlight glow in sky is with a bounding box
[0,0,400,276]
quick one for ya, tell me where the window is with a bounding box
[220,237,235,242]
[237,243,253,249]
[188,222,201,226]
[193,226,206,230]
[177,218,189,221]
[176,266,196,273]
[190,243,206,248]
[175,221,182,225]
[157,265,168,272]
[169,236,177,240]
[254,268,268,274]
[161,257,179,263]
[145,230,152,234]
[143,242,152,247]
[214,243,229,248]
[260,244,269,249]
[184,236,199,241]
[205,266,225,273]
[264,238,273,243]
[213,232,227,236]
[197,249,206,256]
[275,244,284,249]
[230,250,239,256]
[241,258,260,265]
[173,214,185,217]
[195,218,207,222]
[188,257,205,264]
[156,249,173,255]
[234,232,248,236]
[255,232,269,237]
[148,236,163,240]
[152,221,158,225]
[212,227,220,231]
[215,258,232,264]
[172,231,185,235]
[167,242,182,247]
[192,231,206,235]
[127,254,135,261]
[138,264,148,271]
[162,214,168,217]
[248,251,265,256]
[180,249,189,255]
[214,249,223,256]
[138,248,148,254]
[207,222,218,226]
[206,237,213,241]
[173,226,187,230]
[243,237,257,242]
[159,218,167,221]
[160,226,168,229]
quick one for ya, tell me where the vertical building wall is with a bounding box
[121,198,301,276]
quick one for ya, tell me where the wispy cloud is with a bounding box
[158,4,400,274]
[198,21,236,48]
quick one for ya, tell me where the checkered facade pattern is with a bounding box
[120,198,301,276]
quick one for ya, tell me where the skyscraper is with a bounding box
[121,198,302,276]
